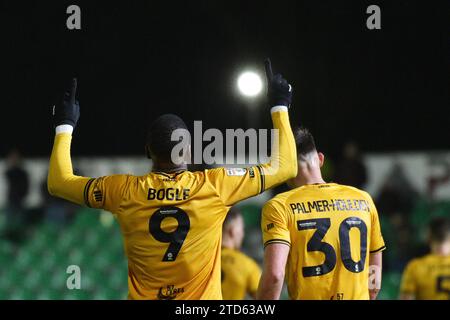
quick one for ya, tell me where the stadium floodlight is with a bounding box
[237,71,263,97]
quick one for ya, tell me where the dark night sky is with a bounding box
[0,0,449,159]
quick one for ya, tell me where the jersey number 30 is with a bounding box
[149,206,190,262]
[297,217,367,277]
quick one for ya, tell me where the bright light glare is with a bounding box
[237,71,263,97]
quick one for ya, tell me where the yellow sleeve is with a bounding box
[205,166,261,206]
[47,133,92,205]
[47,133,130,213]
[365,193,386,253]
[207,109,297,206]
[261,199,291,248]
[246,257,262,296]
[84,174,132,213]
[400,261,418,295]
[258,108,297,192]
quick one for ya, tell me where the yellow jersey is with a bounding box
[400,254,450,300]
[261,183,386,300]
[221,247,261,300]
[47,108,297,300]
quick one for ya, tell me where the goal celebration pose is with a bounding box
[47,60,297,299]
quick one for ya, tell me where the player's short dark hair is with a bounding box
[223,207,242,229]
[146,114,189,162]
[429,217,450,243]
[293,127,317,158]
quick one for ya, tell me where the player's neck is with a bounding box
[431,243,450,256]
[222,237,236,250]
[152,162,188,173]
[303,176,326,185]
[293,169,325,187]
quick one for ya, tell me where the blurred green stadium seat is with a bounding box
[1,198,448,300]
[239,204,261,229]
[0,208,128,299]
[411,199,450,244]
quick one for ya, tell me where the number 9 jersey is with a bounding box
[48,108,297,300]
[84,167,267,300]
[261,183,386,300]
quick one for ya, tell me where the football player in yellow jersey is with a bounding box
[400,217,450,300]
[221,207,261,299]
[47,60,297,300]
[257,128,385,300]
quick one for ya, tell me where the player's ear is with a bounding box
[145,145,152,159]
[318,152,325,167]
[229,224,236,239]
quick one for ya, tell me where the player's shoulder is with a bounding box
[333,183,374,200]
[233,249,259,268]
[189,167,220,181]
[421,253,445,265]
[265,187,299,208]
[405,254,430,271]
[222,247,248,262]
[98,173,134,183]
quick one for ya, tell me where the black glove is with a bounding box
[264,59,292,108]
[53,78,80,128]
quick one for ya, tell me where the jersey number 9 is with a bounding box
[149,206,190,262]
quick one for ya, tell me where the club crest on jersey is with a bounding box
[225,168,247,176]
[157,285,185,300]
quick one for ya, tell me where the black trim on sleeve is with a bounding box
[370,245,386,253]
[83,178,95,207]
[256,165,265,194]
[264,239,291,248]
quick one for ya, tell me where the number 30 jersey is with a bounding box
[261,183,386,300]
[85,168,265,300]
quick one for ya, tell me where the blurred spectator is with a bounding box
[321,156,335,183]
[40,170,81,225]
[376,162,419,271]
[427,161,450,201]
[3,148,29,242]
[377,162,418,221]
[335,141,367,189]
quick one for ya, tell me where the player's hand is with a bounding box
[53,78,80,128]
[264,58,292,108]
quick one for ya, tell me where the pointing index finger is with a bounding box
[264,58,273,81]
[70,78,77,103]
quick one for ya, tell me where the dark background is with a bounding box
[0,0,449,159]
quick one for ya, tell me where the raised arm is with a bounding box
[207,59,297,205]
[47,78,92,205]
[259,59,297,189]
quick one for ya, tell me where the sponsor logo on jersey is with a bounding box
[225,168,247,176]
[157,285,185,300]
